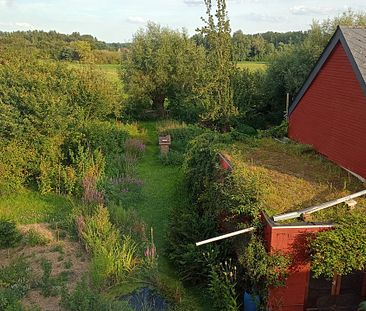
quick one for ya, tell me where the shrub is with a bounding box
[24,229,50,247]
[39,259,57,297]
[207,258,238,311]
[309,214,366,279]
[79,207,139,288]
[124,138,146,158]
[157,121,207,154]
[238,235,290,305]
[61,278,134,311]
[159,151,184,166]
[0,257,32,310]
[258,120,288,138]
[0,219,21,249]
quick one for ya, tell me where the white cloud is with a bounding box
[0,21,34,30]
[126,16,147,24]
[183,0,202,6]
[15,22,34,29]
[290,5,335,16]
[0,0,15,7]
[241,13,282,23]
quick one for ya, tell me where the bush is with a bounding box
[258,120,288,138]
[309,214,366,279]
[0,219,21,249]
[207,259,238,311]
[238,235,290,305]
[24,229,50,247]
[61,278,134,311]
[159,151,184,166]
[0,51,123,194]
[157,121,207,154]
[0,257,32,310]
[79,207,139,288]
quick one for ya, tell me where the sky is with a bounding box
[0,0,366,43]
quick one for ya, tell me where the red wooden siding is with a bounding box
[289,42,366,179]
[263,216,331,311]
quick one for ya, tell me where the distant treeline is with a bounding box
[193,30,308,61]
[0,30,131,64]
[0,28,308,65]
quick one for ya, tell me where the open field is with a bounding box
[237,61,267,71]
[96,64,121,82]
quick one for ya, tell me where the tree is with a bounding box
[199,0,238,130]
[71,40,95,63]
[232,30,250,61]
[122,23,206,120]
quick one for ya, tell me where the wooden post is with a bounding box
[285,93,290,120]
[331,274,341,296]
[362,272,366,298]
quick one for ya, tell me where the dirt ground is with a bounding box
[0,223,90,311]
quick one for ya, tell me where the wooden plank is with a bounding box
[195,227,255,246]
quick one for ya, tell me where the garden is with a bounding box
[1,1,366,310]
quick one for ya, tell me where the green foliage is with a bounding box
[0,257,32,310]
[0,51,123,195]
[232,68,265,129]
[79,206,138,288]
[61,278,134,311]
[122,23,206,120]
[39,259,58,297]
[24,229,50,247]
[159,151,184,166]
[238,235,290,303]
[0,219,21,249]
[183,132,225,204]
[258,120,288,138]
[207,259,238,311]
[157,120,208,165]
[309,214,366,278]
[198,0,238,130]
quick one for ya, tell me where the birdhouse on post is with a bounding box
[159,135,171,155]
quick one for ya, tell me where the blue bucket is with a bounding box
[243,292,258,311]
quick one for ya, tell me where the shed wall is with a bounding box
[289,42,366,178]
[264,218,330,311]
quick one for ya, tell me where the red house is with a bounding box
[289,26,366,180]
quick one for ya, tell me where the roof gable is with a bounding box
[289,26,366,115]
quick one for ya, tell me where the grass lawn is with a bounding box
[229,138,366,222]
[0,190,72,224]
[96,64,121,83]
[237,61,267,71]
[132,121,211,310]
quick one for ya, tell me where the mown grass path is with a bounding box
[134,122,210,310]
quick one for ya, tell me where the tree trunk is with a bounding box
[152,94,166,117]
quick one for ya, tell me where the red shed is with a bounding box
[289,26,366,179]
[263,213,366,311]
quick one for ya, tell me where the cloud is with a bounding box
[126,16,147,24]
[240,13,282,23]
[183,0,243,6]
[0,0,15,7]
[290,5,335,16]
[0,21,34,29]
[183,0,202,6]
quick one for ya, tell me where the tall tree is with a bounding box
[122,23,206,120]
[199,0,238,130]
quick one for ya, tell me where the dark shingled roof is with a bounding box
[289,26,366,115]
[340,26,366,83]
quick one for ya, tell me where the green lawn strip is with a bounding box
[132,121,211,310]
[0,189,72,224]
[237,61,267,71]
